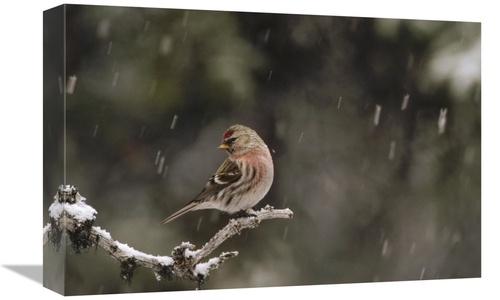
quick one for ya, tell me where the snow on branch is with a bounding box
[43,185,293,288]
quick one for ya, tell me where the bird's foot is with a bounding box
[234,209,257,219]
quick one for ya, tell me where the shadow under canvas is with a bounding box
[3,265,43,285]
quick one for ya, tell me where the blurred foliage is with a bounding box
[43,4,480,295]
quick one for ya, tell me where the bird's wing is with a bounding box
[192,157,242,201]
[160,158,242,225]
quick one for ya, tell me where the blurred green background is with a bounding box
[43,4,480,295]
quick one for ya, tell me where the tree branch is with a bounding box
[191,207,293,267]
[43,185,293,287]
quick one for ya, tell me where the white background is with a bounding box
[0,0,497,299]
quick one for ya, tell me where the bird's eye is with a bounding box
[229,137,238,143]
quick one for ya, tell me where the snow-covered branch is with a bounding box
[43,185,293,287]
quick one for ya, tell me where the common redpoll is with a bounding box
[160,124,274,224]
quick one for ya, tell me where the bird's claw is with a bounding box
[234,209,257,219]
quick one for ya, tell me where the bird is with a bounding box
[159,124,274,225]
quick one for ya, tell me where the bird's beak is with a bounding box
[218,143,229,150]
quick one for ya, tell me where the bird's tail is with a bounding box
[159,201,199,225]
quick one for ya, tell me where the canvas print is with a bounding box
[43,4,481,296]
